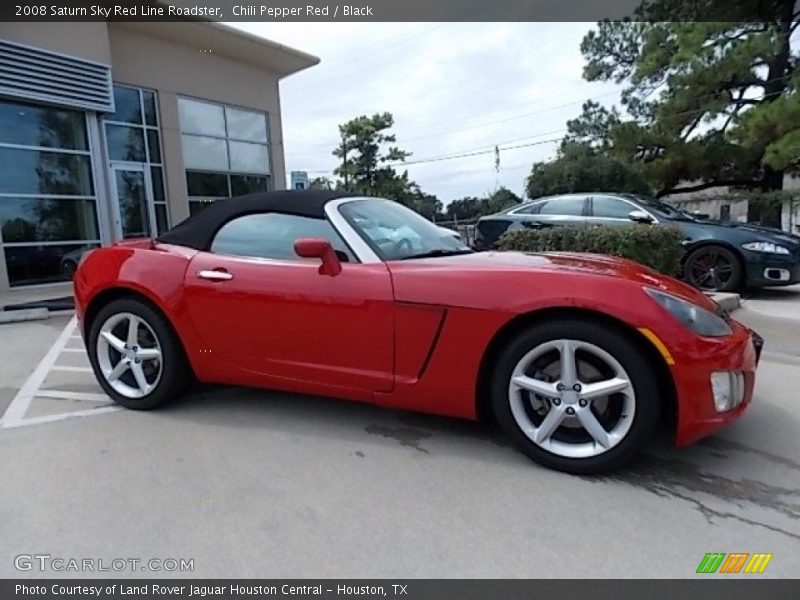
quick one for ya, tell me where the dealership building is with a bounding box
[0,22,318,291]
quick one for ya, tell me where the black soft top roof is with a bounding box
[157,190,358,250]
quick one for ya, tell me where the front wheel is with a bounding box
[684,245,743,292]
[490,319,661,474]
[87,297,191,409]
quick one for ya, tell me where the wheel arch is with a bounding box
[83,286,195,377]
[475,306,677,435]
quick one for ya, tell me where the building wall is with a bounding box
[0,22,111,64]
[0,24,308,290]
[107,24,288,225]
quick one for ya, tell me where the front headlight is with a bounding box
[644,288,732,337]
[742,241,790,255]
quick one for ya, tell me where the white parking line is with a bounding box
[50,365,93,373]
[0,316,121,429]
[36,390,110,402]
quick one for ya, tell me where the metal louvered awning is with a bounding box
[0,39,113,112]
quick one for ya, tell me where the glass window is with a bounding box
[592,196,637,219]
[189,200,213,217]
[146,129,161,164]
[340,199,471,261]
[4,243,98,287]
[0,197,99,243]
[229,141,269,174]
[182,135,228,171]
[0,148,93,196]
[231,175,268,196]
[143,91,158,126]
[0,100,87,150]
[154,204,169,235]
[106,125,146,162]
[178,98,226,137]
[537,197,586,216]
[186,171,229,197]
[211,213,354,262]
[109,86,142,124]
[512,203,541,215]
[151,166,166,202]
[226,107,267,142]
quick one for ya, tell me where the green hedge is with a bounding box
[498,225,684,276]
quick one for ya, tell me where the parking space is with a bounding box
[0,316,120,430]
[0,306,799,578]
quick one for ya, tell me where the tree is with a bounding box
[485,187,523,213]
[526,142,652,198]
[577,6,799,210]
[308,176,335,191]
[332,113,414,199]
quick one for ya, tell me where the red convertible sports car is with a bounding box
[74,191,762,474]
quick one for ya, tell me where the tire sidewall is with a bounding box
[490,319,661,474]
[88,297,186,409]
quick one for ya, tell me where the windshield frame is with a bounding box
[333,197,472,262]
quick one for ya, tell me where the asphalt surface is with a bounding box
[0,296,798,579]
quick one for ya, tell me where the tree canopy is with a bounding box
[526,141,651,198]
[572,6,799,197]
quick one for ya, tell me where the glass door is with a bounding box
[110,164,156,239]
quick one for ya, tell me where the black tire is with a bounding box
[490,318,662,474]
[684,245,743,292]
[87,297,191,410]
[61,260,77,279]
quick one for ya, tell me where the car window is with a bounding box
[592,196,637,219]
[211,213,355,262]
[536,197,586,216]
[511,203,541,215]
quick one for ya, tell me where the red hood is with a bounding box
[389,251,717,311]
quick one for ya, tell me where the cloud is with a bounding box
[230,22,619,202]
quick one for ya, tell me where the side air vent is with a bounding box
[0,39,113,112]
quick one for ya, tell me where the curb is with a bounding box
[0,308,50,324]
[707,292,741,312]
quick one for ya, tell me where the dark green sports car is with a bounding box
[475,192,800,292]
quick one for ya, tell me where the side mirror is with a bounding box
[293,238,342,277]
[628,210,654,224]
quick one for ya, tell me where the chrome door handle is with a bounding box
[197,269,233,281]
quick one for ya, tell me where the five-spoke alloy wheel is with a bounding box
[88,297,190,409]
[491,318,661,474]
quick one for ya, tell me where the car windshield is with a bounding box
[623,194,694,220]
[339,199,473,261]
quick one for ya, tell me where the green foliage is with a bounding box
[498,224,684,276]
[332,112,414,199]
[576,9,799,196]
[444,187,523,221]
[526,142,652,198]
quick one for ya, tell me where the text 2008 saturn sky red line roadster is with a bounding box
[74,191,762,474]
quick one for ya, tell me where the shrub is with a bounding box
[498,225,684,276]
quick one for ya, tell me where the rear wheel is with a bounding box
[490,319,661,474]
[87,297,191,409]
[684,245,742,292]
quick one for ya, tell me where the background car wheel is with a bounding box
[61,260,77,279]
[684,245,742,292]
[490,318,661,474]
[87,297,191,410]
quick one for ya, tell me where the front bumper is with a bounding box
[672,322,761,446]
[744,251,800,287]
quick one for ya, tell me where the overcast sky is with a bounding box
[230,23,620,203]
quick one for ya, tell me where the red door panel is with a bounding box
[184,252,395,392]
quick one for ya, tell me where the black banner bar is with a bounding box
[3,580,800,600]
[1,0,793,23]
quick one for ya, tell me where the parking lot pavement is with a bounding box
[742,283,800,322]
[0,311,799,579]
